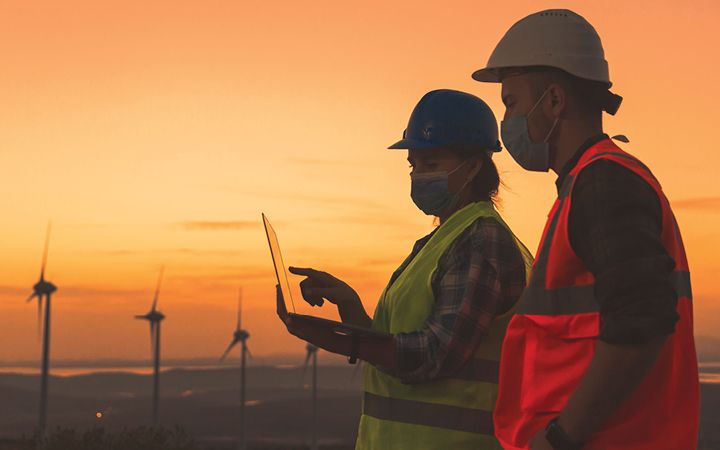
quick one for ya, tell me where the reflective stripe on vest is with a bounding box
[518,271,692,316]
[363,392,494,435]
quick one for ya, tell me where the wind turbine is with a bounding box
[26,223,57,440]
[301,343,319,450]
[135,267,165,426]
[220,288,251,450]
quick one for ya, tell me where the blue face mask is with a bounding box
[500,88,559,172]
[410,161,470,216]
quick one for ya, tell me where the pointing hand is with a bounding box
[288,267,361,308]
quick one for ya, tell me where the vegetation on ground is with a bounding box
[1,426,200,450]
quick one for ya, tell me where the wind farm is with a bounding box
[3,224,369,449]
[4,213,719,450]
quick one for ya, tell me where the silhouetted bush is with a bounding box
[41,425,200,450]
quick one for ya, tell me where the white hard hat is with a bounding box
[473,9,611,87]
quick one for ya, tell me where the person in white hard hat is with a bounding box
[473,9,699,450]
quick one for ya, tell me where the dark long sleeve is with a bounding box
[393,217,527,383]
[568,160,679,345]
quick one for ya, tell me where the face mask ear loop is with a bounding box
[412,160,468,181]
[447,159,468,176]
[463,157,483,187]
[544,117,559,143]
[528,87,551,118]
[452,159,481,209]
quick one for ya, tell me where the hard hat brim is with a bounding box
[387,138,442,150]
[471,67,503,83]
[388,138,502,152]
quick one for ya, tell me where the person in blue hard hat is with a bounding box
[276,89,533,449]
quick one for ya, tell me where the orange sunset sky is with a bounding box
[1,0,719,362]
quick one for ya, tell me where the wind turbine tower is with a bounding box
[302,343,319,450]
[135,267,166,426]
[220,288,251,450]
[26,223,57,440]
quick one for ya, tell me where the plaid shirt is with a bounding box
[389,216,528,384]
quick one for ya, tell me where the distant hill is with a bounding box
[0,353,351,370]
[0,365,362,397]
[0,365,363,447]
[697,335,720,362]
[1,365,719,449]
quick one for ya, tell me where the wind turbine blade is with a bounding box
[236,287,243,331]
[245,343,252,359]
[151,266,164,312]
[40,222,51,279]
[26,293,38,302]
[220,340,239,362]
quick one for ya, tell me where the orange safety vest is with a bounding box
[493,138,699,450]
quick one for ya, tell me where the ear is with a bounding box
[546,83,567,119]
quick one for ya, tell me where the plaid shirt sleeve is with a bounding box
[569,160,679,344]
[393,217,527,384]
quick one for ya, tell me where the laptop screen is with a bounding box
[262,213,295,313]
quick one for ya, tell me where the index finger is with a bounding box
[288,266,329,280]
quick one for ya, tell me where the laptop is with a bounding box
[262,213,391,339]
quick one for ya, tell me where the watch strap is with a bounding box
[545,417,582,450]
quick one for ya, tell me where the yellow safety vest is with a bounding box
[356,201,533,450]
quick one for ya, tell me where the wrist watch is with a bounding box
[347,334,359,364]
[545,417,583,450]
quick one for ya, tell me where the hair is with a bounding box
[449,145,501,205]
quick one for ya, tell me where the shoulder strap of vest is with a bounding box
[574,138,661,188]
[399,201,498,276]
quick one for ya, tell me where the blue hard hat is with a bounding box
[388,89,502,152]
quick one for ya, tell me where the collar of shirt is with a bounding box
[555,133,609,194]
[387,228,439,287]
